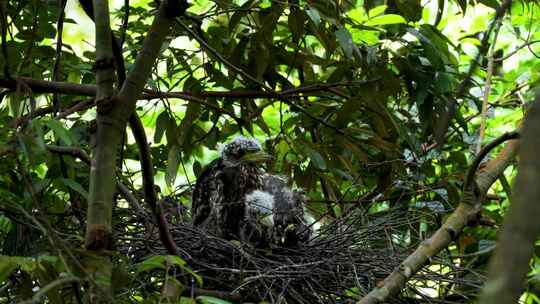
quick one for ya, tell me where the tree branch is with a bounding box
[84,0,117,253]
[358,131,520,304]
[434,0,512,147]
[0,76,368,100]
[479,96,540,304]
[128,114,179,255]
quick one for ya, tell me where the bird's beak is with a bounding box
[241,151,271,163]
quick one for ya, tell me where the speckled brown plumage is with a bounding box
[191,158,263,240]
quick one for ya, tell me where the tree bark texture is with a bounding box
[479,95,540,304]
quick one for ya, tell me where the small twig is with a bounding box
[52,0,68,114]
[0,1,12,79]
[494,39,540,62]
[18,276,80,304]
[119,0,130,47]
[464,131,520,191]
[176,19,345,134]
[476,20,502,154]
[435,0,513,147]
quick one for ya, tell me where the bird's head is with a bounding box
[220,136,270,165]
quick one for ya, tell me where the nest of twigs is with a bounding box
[120,207,485,303]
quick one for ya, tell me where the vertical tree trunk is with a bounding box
[83,1,185,301]
[479,95,540,304]
[85,0,116,301]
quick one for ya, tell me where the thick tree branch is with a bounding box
[79,0,181,258]
[85,0,117,252]
[479,97,540,304]
[0,77,96,96]
[46,145,91,163]
[0,76,369,100]
[358,131,520,304]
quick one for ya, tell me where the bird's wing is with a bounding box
[191,158,223,226]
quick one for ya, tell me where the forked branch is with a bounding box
[358,131,520,304]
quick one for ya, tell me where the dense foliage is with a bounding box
[0,0,539,303]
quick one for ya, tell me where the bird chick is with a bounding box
[192,136,268,240]
[262,174,312,247]
[219,135,269,165]
[242,190,276,247]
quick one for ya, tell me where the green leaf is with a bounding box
[59,178,89,199]
[367,5,387,17]
[193,161,202,178]
[304,146,327,170]
[229,1,254,32]
[288,8,305,43]
[166,144,180,186]
[154,111,169,144]
[196,296,233,304]
[0,256,20,282]
[44,119,74,146]
[335,28,354,59]
[166,255,187,267]
[161,277,184,301]
[364,14,406,26]
[135,255,167,273]
[394,0,421,21]
[406,27,445,69]
[305,6,321,27]
[478,0,499,9]
[454,0,467,13]
[166,256,202,286]
[254,42,270,80]
[29,120,46,152]
[180,297,198,304]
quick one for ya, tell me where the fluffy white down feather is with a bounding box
[245,190,275,226]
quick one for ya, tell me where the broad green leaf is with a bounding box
[29,120,46,151]
[193,160,202,178]
[166,144,181,186]
[335,28,354,59]
[455,0,467,13]
[0,256,21,282]
[135,255,167,273]
[305,6,321,27]
[406,27,444,69]
[288,8,305,42]
[166,256,202,286]
[304,146,327,170]
[44,119,74,146]
[196,296,233,304]
[394,0,422,21]
[59,178,89,199]
[161,277,184,302]
[478,0,499,9]
[229,1,251,32]
[367,5,387,17]
[350,27,379,45]
[180,297,198,304]
[166,255,187,267]
[364,14,406,26]
[254,42,270,80]
[154,111,169,144]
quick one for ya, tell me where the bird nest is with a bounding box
[119,205,485,304]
